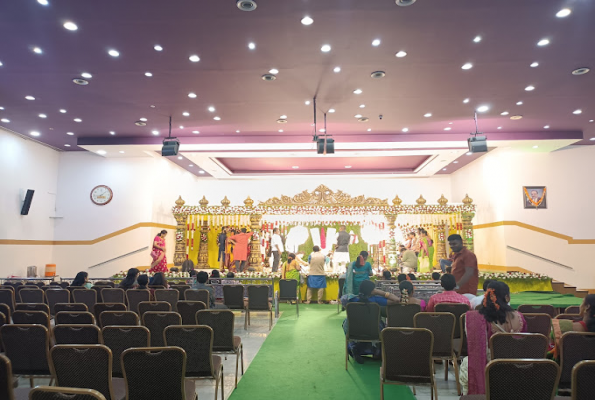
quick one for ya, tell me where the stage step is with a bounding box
[552,280,588,298]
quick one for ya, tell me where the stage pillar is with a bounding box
[173,196,187,267]
[249,213,263,271]
[385,213,398,268]
[436,220,447,261]
[462,194,475,252]
[197,221,209,268]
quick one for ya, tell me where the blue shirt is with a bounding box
[348,295,388,307]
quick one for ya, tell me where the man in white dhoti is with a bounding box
[333,225,351,274]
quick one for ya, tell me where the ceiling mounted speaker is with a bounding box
[370,71,386,79]
[396,0,416,6]
[237,0,257,11]
[261,74,276,81]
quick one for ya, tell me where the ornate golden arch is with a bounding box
[259,184,388,206]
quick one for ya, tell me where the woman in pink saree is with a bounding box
[459,281,526,395]
[149,230,169,273]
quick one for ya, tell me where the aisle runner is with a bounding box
[230,304,415,400]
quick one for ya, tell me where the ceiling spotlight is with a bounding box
[319,129,325,133]
[188,92,197,98]
[150,105,156,108]
[359,104,365,108]
[537,39,550,47]
[442,168,447,171]
[139,117,147,122]
[208,106,215,112]
[189,165,193,167]
[473,36,482,43]
[333,66,341,73]
[65,144,71,147]
[237,0,257,11]
[510,115,523,120]
[371,71,386,79]
[192,131,200,134]
[516,101,523,105]
[525,85,535,91]
[355,114,362,118]
[305,101,310,105]
[501,111,510,116]
[67,132,74,135]
[248,42,256,50]
[571,67,590,76]
[154,45,163,51]
[590,120,594,123]
[236,130,240,133]
[424,112,432,117]
[292,166,299,169]
[63,21,78,31]
[463,98,470,104]
[321,44,331,53]
[461,63,473,70]
[533,145,539,149]
[444,127,452,131]
[81,72,92,79]
[279,129,284,133]
[108,49,119,57]
[0,61,3,67]
[199,170,205,174]
[328,108,335,113]
[109,131,115,135]
[214,116,221,121]
[367,128,372,132]
[353,89,363,94]
[189,55,200,62]
[135,120,147,126]
[119,151,125,154]
[372,39,381,47]
[530,62,539,68]
[344,166,353,169]
[152,130,159,135]
[73,118,82,122]
[573,109,582,115]
[25,96,35,101]
[466,152,473,155]
[262,74,276,81]
[402,127,409,132]
[395,51,407,58]
[145,72,153,77]
[0,106,4,109]
[556,8,571,18]
[268,68,279,75]
[591,138,595,141]
[33,47,43,54]
[37,0,49,5]
[38,114,47,118]
[544,125,550,129]
[182,112,190,116]
[277,118,288,123]
[0,118,9,123]
[301,16,313,25]
[497,126,502,129]
[179,126,184,129]
[72,78,89,85]
[178,156,183,160]
[453,161,459,164]
[396,0,417,5]
[280,115,288,119]
[30,131,41,137]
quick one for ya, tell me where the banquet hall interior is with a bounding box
[1,1,595,399]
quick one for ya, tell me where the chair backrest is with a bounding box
[45,289,70,315]
[53,325,102,345]
[121,347,186,400]
[247,285,270,310]
[142,311,181,346]
[101,326,150,378]
[460,313,468,357]
[485,359,560,400]
[573,360,595,400]
[18,288,44,303]
[338,278,346,299]
[0,289,15,313]
[565,306,581,314]
[517,304,556,318]
[93,303,127,322]
[95,281,116,288]
[222,285,244,309]
[278,279,298,300]
[522,313,552,337]
[555,313,583,321]
[91,286,110,302]
[413,312,455,357]
[345,302,381,341]
[138,301,171,318]
[489,332,549,359]
[164,325,214,377]
[15,302,50,314]
[559,331,595,384]
[196,309,235,350]
[177,301,207,325]
[184,289,211,306]
[100,289,125,304]
[434,303,470,339]
[386,303,421,328]
[0,304,10,325]
[30,386,107,400]
[12,310,51,329]
[0,354,14,400]
[54,303,88,313]
[73,289,98,312]
[55,311,96,325]
[381,327,434,383]
[155,289,179,311]
[171,285,190,300]
[0,324,50,375]
[50,344,113,400]
[125,290,151,314]
[99,311,139,328]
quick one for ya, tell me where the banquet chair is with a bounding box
[91,286,111,303]
[45,289,70,316]
[93,303,127,322]
[164,326,222,400]
[337,277,345,313]
[0,304,10,324]
[278,279,299,317]
[177,301,207,325]
[386,303,421,328]
[95,281,116,288]
[517,304,556,318]
[0,354,15,400]
[30,386,106,400]
[380,328,436,400]
[555,313,583,322]
[15,303,50,315]
[55,282,70,289]
[155,289,180,311]
[456,313,468,360]
[125,290,150,314]
[435,303,470,339]
[171,285,190,300]
[100,326,150,378]
[12,310,51,329]
[522,313,553,337]
[137,301,171,318]
[142,311,181,346]
[0,289,16,313]
[196,310,244,387]
[99,311,139,328]
[489,332,549,359]
[55,311,95,325]
[559,332,595,388]
[122,346,196,400]
[572,360,595,400]
[345,302,381,370]
[53,324,102,345]
[565,306,581,314]
[73,289,98,313]
[148,285,165,290]
[222,286,244,310]
[54,303,88,313]
[245,285,272,330]
[18,288,44,304]
[100,289,125,304]
[414,312,460,393]
[50,344,123,400]
[0,324,51,387]
[185,289,211,307]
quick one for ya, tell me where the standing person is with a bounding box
[229,228,253,272]
[426,274,471,312]
[119,268,140,290]
[418,229,434,273]
[150,230,169,273]
[409,232,420,255]
[217,227,228,271]
[306,246,327,304]
[333,225,351,274]
[448,234,479,295]
[399,246,418,273]
[343,251,373,298]
[270,228,284,273]
[281,253,308,281]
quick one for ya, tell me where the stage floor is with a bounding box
[509,291,583,309]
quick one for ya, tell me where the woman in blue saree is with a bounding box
[343,251,373,298]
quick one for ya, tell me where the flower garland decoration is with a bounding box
[200,233,208,243]
[524,187,547,208]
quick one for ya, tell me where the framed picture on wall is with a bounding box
[523,186,547,209]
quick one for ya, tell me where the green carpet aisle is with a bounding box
[229,303,416,400]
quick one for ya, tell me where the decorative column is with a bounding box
[436,195,449,260]
[461,194,475,252]
[197,221,209,269]
[248,213,262,271]
[173,196,188,267]
[385,213,398,269]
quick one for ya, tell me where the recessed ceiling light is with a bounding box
[292,166,299,169]
[179,126,184,129]
[0,106,3,110]
[188,92,197,98]
[150,105,156,108]
[319,128,326,132]
[152,130,159,135]
[367,128,372,132]
[81,72,92,79]
[353,89,362,94]
[189,55,200,62]
[248,42,256,50]
[139,117,147,122]
[537,39,550,47]
[354,114,362,118]
[573,109,582,115]
[444,127,451,131]
[199,170,205,174]
[277,118,287,124]
[461,63,473,70]
[119,151,125,154]
[154,45,163,51]
[0,61,3,67]
[372,39,381,47]
[30,131,41,137]
[466,152,473,155]
[38,114,47,118]
[463,98,470,104]
[556,8,572,18]
[533,145,539,149]
[321,44,331,52]
[192,131,200,134]
[329,108,335,113]
[178,156,183,160]
[37,0,49,5]
[301,16,313,25]
[269,68,279,75]
[214,116,221,121]
[476,105,490,113]
[108,49,119,57]
[544,125,550,129]
[590,138,595,141]
[279,129,284,133]
[497,126,502,130]
[63,21,78,31]
[358,117,369,122]
[345,165,352,169]
[25,96,35,101]
[395,51,407,58]
[236,130,240,133]
[182,112,190,116]
[571,67,590,76]
[189,165,193,167]
[74,118,82,122]
[134,120,146,126]
[0,118,9,123]
[516,101,523,105]
[402,127,409,132]
[473,35,482,43]
[305,101,311,105]
[280,115,287,119]
[510,115,523,120]
[424,113,432,117]
[590,120,594,123]
[453,161,459,164]
[109,131,115,135]
[67,132,74,136]
[145,72,153,77]
[208,106,215,112]
[525,85,535,91]
[72,78,89,85]
[530,62,539,68]
[64,144,71,147]
[33,47,43,54]
[333,66,341,73]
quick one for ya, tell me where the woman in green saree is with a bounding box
[282,253,308,281]
[417,228,434,273]
[548,294,595,361]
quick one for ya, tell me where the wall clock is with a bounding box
[90,185,113,206]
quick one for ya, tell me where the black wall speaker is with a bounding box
[21,189,35,215]
[316,138,335,155]
[162,138,180,156]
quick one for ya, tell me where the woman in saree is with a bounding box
[460,281,527,395]
[548,294,595,362]
[149,230,168,273]
[417,228,434,273]
[343,251,373,299]
[281,253,308,281]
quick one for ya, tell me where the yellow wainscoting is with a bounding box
[474,221,595,245]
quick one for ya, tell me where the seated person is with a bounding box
[222,271,236,285]
[407,273,417,281]
[426,274,471,312]
[549,294,595,362]
[71,271,93,289]
[445,266,452,274]
[137,274,149,290]
[431,272,441,281]
[191,271,215,307]
[382,270,393,281]
[397,273,407,283]
[399,246,418,273]
[150,272,169,289]
[209,269,221,284]
[398,280,426,311]
[460,281,526,395]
